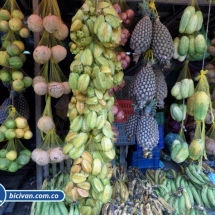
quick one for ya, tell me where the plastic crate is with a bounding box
[129,146,160,160]
[127,147,160,169]
[114,100,134,123]
[114,76,134,99]
[114,122,135,146]
[135,125,164,150]
[155,112,165,125]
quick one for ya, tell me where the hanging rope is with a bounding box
[202,0,212,70]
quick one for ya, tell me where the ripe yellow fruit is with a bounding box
[24,130,33,139]
[15,128,24,138]
[6,150,17,161]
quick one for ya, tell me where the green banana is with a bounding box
[189,182,204,206]
[185,166,203,185]
[201,184,211,208]
[188,163,205,184]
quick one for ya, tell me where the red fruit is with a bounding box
[125,9,135,19]
[125,55,131,64]
[124,19,131,25]
[121,60,128,69]
[113,4,121,14]
[120,12,127,21]
[116,55,122,61]
[120,52,126,59]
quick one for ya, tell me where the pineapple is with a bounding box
[133,64,156,108]
[130,0,152,55]
[125,111,140,141]
[136,101,159,150]
[153,65,168,109]
[151,18,174,68]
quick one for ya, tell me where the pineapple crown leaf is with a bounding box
[138,0,151,17]
[144,100,157,116]
[151,11,159,21]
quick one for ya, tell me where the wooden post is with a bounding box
[32,0,43,190]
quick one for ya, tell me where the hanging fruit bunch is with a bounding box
[0,0,32,92]
[32,95,69,166]
[124,0,170,153]
[173,0,209,62]
[111,0,135,26]
[0,107,32,172]
[0,138,31,172]
[64,0,124,213]
[27,0,70,99]
[116,51,131,69]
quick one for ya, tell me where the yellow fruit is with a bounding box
[13,41,25,52]
[6,150,17,161]
[15,128,24,138]
[15,117,28,129]
[24,130,33,139]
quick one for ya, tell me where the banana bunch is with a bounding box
[170,103,187,122]
[171,139,189,163]
[111,165,128,181]
[171,78,194,100]
[102,179,174,215]
[30,171,80,215]
[70,0,121,50]
[111,180,129,203]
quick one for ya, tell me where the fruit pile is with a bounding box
[64,0,124,213]
[173,5,207,62]
[146,163,214,214]
[101,166,175,215]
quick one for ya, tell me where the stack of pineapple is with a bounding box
[125,0,170,153]
[63,0,124,214]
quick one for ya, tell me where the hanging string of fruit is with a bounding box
[27,0,71,166]
[125,0,170,155]
[27,0,70,98]
[173,0,209,62]
[0,0,32,92]
[63,0,125,213]
[0,0,33,172]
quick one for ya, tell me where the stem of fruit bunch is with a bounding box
[202,0,212,70]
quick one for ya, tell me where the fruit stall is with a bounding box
[1,0,215,214]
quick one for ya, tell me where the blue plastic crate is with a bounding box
[135,125,164,150]
[158,125,164,149]
[114,122,135,146]
[127,146,160,169]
